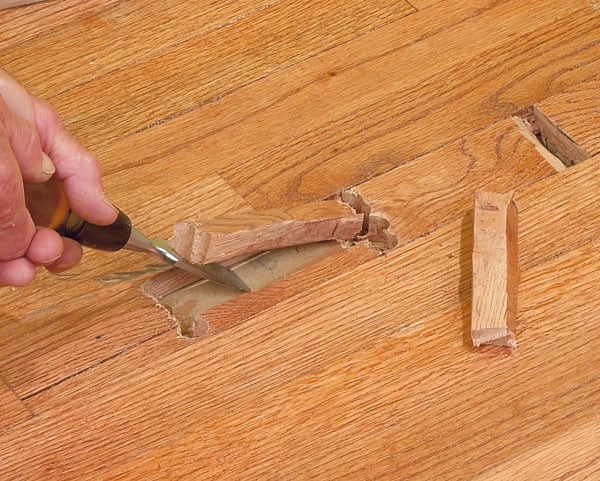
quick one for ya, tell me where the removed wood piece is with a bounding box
[471,191,519,348]
[170,199,365,264]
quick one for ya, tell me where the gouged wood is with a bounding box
[532,79,600,165]
[144,242,347,337]
[471,191,518,348]
[511,114,567,172]
[170,200,364,264]
[533,107,590,166]
[144,243,378,338]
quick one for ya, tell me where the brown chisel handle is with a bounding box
[23,176,132,251]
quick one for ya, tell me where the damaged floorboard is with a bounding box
[0,2,599,479]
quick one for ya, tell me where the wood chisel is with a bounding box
[23,176,251,292]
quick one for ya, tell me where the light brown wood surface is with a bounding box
[170,200,364,264]
[0,1,599,479]
[471,191,518,348]
[0,0,46,9]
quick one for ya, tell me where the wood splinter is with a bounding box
[471,190,519,348]
[169,199,365,265]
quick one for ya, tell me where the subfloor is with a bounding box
[1,1,599,479]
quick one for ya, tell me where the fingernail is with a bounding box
[42,153,56,178]
[101,192,119,214]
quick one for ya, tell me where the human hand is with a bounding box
[0,68,117,286]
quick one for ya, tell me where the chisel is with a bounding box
[23,176,251,292]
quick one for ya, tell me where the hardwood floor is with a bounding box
[0,1,599,479]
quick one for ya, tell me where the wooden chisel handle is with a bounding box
[23,176,132,251]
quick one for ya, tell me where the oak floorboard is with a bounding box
[4,0,415,149]
[409,0,444,8]
[1,0,281,98]
[0,0,118,50]
[1,2,599,479]
[71,0,598,209]
[354,118,556,246]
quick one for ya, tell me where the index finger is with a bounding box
[33,97,117,226]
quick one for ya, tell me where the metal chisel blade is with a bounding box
[174,257,251,293]
[150,237,251,292]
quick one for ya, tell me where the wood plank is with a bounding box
[0,0,281,97]
[0,1,121,51]
[170,200,364,264]
[0,377,31,431]
[216,0,600,208]
[409,0,444,9]
[471,191,518,348]
[85,0,599,194]
[516,153,600,269]
[471,421,600,481]
[5,0,415,149]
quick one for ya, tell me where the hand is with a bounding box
[0,68,117,287]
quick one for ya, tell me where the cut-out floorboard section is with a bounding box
[0,174,255,400]
[0,378,31,431]
[471,191,518,348]
[145,243,358,338]
[533,79,600,165]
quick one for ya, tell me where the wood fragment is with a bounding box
[471,190,519,348]
[169,200,364,264]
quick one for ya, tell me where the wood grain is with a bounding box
[471,191,518,348]
[170,200,364,264]
[4,0,415,149]
[2,174,600,478]
[217,0,600,208]
[0,0,48,9]
[0,0,279,96]
[352,118,555,245]
[1,1,599,479]
[0,377,31,431]
[0,174,254,399]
